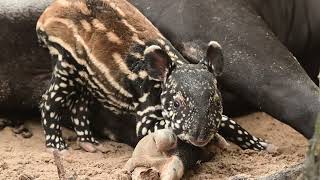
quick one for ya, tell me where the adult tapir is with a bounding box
[0,0,52,133]
[249,0,320,86]
[0,0,319,140]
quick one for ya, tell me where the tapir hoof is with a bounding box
[77,141,108,153]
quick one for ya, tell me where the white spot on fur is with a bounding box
[138,93,150,103]
[138,71,148,79]
[50,92,56,98]
[154,84,161,88]
[222,116,228,121]
[73,118,79,125]
[175,123,180,129]
[77,130,84,136]
[141,117,147,123]
[54,85,59,91]
[60,82,67,88]
[46,135,50,140]
[55,97,62,102]
[141,127,147,136]
[160,120,165,126]
[230,120,236,124]
[50,112,55,118]
[136,121,142,136]
[137,105,162,116]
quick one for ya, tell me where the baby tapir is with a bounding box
[36,0,269,152]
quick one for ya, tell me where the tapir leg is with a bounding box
[218,115,270,150]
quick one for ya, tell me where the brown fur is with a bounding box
[37,0,163,96]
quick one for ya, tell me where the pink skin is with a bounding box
[47,141,108,155]
[77,142,108,153]
[124,129,184,180]
[122,129,230,180]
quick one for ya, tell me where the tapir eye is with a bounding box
[173,100,181,108]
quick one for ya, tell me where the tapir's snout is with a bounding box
[177,118,217,147]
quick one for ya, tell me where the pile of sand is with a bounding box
[0,112,308,179]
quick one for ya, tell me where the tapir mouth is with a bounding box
[188,137,212,147]
[177,133,213,147]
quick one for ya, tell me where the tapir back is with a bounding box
[36,0,164,99]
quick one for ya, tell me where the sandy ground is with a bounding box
[0,112,308,180]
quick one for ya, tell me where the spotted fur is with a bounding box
[36,0,268,151]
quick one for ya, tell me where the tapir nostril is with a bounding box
[187,135,211,147]
[186,129,212,147]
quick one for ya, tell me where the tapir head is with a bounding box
[144,41,224,147]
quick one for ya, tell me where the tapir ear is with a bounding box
[144,45,172,81]
[201,41,224,76]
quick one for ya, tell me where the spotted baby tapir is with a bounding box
[36,0,269,152]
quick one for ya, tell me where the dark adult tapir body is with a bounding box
[0,0,319,139]
[0,0,52,133]
[250,0,320,85]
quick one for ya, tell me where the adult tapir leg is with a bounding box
[130,0,320,138]
[0,0,53,135]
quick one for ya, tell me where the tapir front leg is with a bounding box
[218,115,276,152]
[39,52,102,152]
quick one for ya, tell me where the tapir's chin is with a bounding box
[177,133,212,147]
